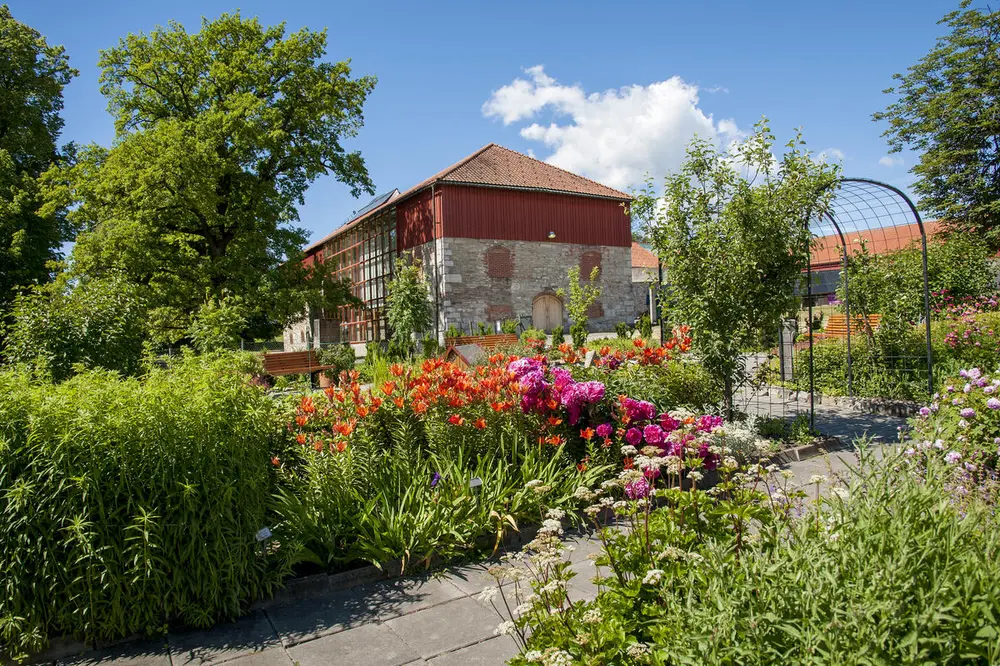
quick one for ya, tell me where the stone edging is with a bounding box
[251,523,542,611]
[762,386,920,418]
[768,435,848,466]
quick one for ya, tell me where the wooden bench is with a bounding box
[443,334,518,350]
[822,313,882,338]
[262,350,332,377]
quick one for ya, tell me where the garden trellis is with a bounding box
[803,177,934,426]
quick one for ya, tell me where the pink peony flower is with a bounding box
[596,423,613,438]
[643,424,664,445]
[626,427,643,446]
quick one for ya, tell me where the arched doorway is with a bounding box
[532,294,563,332]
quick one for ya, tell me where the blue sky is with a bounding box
[13,0,956,242]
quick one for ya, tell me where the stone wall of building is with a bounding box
[410,237,636,337]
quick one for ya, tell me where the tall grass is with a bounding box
[274,432,606,573]
[0,355,289,659]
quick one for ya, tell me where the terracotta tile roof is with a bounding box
[811,220,942,268]
[304,143,629,253]
[631,242,659,268]
[437,144,630,200]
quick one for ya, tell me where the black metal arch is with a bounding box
[805,177,934,426]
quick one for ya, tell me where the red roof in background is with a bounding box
[631,242,658,268]
[304,143,630,253]
[811,220,941,269]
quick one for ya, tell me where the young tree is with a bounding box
[386,257,432,356]
[634,120,839,418]
[874,2,1000,246]
[0,6,77,329]
[557,266,601,348]
[42,12,376,342]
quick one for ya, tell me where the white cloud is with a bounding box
[879,155,903,168]
[813,148,845,164]
[482,66,744,191]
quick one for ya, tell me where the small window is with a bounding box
[580,251,602,280]
[486,246,513,278]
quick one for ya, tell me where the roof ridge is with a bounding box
[484,144,630,200]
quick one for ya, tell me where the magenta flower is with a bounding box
[919,407,930,417]
[626,427,643,446]
[624,477,650,499]
[659,413,680,432]
[643,424,664,445]
[596,423,613,439]
[960,407,976,419]
[988,398,1000,410]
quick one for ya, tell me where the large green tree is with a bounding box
[874,1,1000,246]
[0,5,76,327]
[45,12,376,342]
[633,120,839,418]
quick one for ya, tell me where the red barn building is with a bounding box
[284,143,643,349]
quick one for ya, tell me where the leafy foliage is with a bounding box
[0,6,77,331]
[318,343,357,380]
[635,119,839,417]
[874,1,1000,246]
[0,354,289,659]
[187,293,249,355]
[386,257,432,355]
[42,12,375,341]
[3,273,147,381]
[506,446,1000,665]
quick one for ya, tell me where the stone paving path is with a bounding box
[30,407,904,666]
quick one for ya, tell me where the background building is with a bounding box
[284,144,640,350]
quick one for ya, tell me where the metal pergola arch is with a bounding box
[804,177,934,428]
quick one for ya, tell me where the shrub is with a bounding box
[318,343,356,380]
[501,319,519,335]
[550,325,564,345]
[577,360,720,414]
[0,354,288,658]
[476,321,490,336]
[501,446,1000,665]
[420,334,440,358]
[614,321,633,339]
[637,313,652,339]
[445,324,463,339]
[4,273,146,381]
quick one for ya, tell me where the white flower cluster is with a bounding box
[642,569,665,585]
[626,642,651,658]
[545,508,566,520]
[494,620,516,636]
[582,608,603,624]
[540,518,563,536]
[477,586,499,604]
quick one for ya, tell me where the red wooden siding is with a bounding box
[397,189,435,250]
[439,185,630,247]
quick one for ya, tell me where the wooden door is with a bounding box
[532,295,563,332]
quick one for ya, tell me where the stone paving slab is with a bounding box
[168,611,279,666]
[385,597,501,659]
[426,637,519,665]
[56,640,171,666]
[285,622,418,666]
